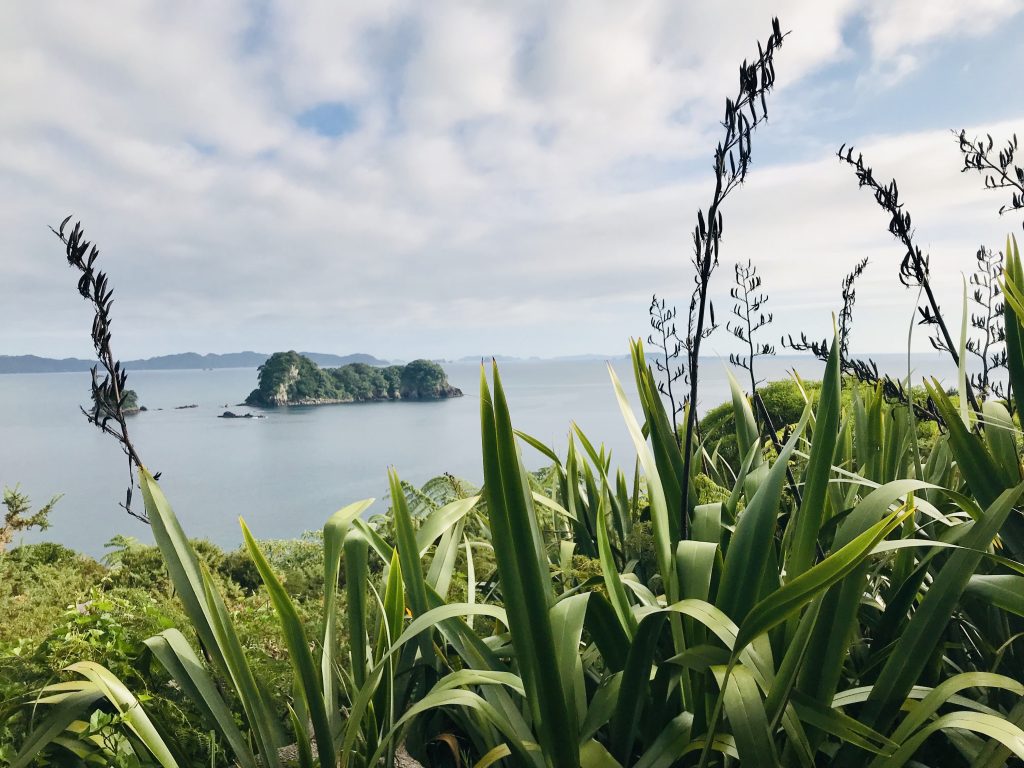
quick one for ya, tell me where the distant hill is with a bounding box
[453,353,628,363]
[551,353,630,362]
[455,354,523,363]
[300,352,387,368]
[125,352,270,370]
[0,351,390,374]
[0,355,96,374]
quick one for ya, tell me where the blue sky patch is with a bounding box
[296,102,359,138]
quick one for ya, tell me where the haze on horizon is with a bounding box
[2,1,1023,363]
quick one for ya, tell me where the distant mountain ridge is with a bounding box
[0,351,389,374]
[453,353,629,363]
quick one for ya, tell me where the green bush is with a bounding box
[1,530,330,766]
[222,533,327,601]
[244,533,325,601]
[700,378,824,468]
[5,541,81,568]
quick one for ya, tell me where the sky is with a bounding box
[1,1,1023,361]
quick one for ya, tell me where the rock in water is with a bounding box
[218,410,263,419]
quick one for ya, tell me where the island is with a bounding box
[122,389,142,414]
[244,351,462,407]
[95,388,143,416]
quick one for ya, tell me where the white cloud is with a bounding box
[867,0,1024,60]
[862,0,1023,86]
[0,1,1020,361]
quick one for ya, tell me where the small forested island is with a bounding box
[244,351,462,407]
[95,388,142,416]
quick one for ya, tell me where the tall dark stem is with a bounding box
[728,259,774,403]
[967,246,1007,400]
[648,295,686,440]
[51,216,154,522]
[838,257,869,367]
[740,273,758,396]
[679,18,785,537]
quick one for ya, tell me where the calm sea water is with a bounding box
[0,354,955,556]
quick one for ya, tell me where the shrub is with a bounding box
[0,487,60,553]
[5,541,80,567]
[700,378,823,467]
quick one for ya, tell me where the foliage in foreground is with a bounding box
[0,534,336,765]
[9,244,1024,765]
[9,14,1024,768]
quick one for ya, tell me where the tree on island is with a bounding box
[400,359,448,398]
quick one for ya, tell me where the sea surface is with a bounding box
[0,353,956,556]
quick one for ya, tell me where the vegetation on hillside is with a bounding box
[0,535,326,765]
[245,351,461,407]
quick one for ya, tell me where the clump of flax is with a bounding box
[51,216,154,522]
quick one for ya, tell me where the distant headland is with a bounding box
[244,351,462,407]
[0,350,644,375]
[0,351,389,374]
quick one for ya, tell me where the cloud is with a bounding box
[0,1,1021,361]
[861,0,1024,86]
[867,0,1024,60]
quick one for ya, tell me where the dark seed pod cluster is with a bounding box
[838,257,869,365]
[967,246,1008,402]
[837,146,980,413]
[679,17,786,536]
[725,260,803,506]
[647,294,687,436]
[784,257,941,423]
[785,331,942,425]
[957,130,1024,219]
[51,216,155,523]
[727,259,774,395]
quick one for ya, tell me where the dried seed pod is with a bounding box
[51,217,153,523]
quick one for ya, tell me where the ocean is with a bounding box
[0,353,956,556]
